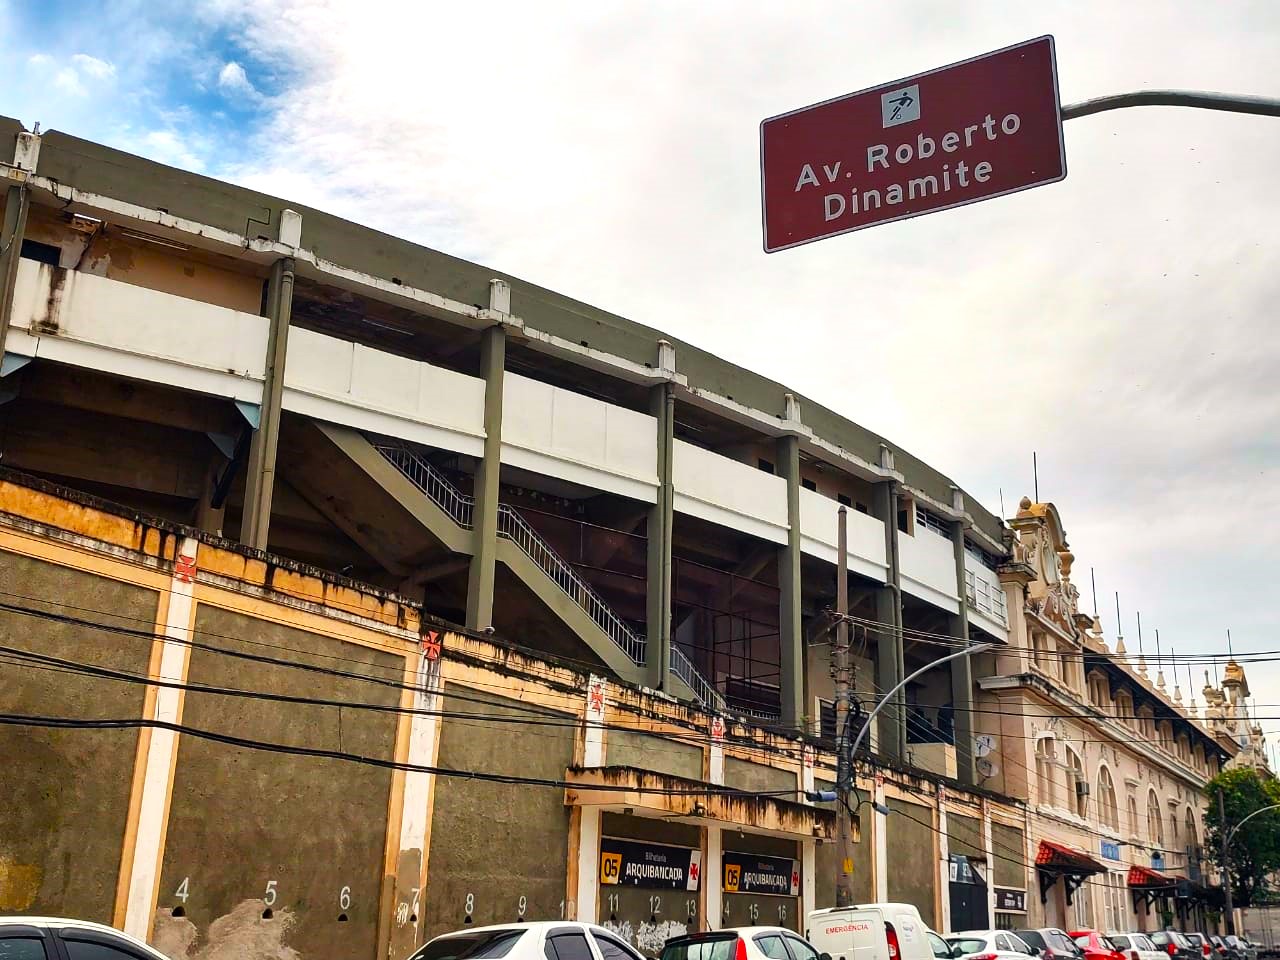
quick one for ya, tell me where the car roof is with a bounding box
[677,927,797,937]
[950,932,998,938]
[0,918,167,957]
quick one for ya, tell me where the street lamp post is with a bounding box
[1219,797,1280,935]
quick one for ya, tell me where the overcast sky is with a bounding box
[3,1,1278,740]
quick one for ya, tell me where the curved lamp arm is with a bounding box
[1226,802,1280,846]
[846,641,996,773]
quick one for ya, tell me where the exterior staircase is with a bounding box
[371,440,721,709]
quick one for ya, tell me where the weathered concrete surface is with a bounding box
[813,779,871,908]
[159,606,401,959]
[566,767,833,841]
[992,822,1026,890]
[887,797,937,928]
[0,552,156,921]
[948,813,983,860]
[422,683,574,940]
[724,756,797,795]
[606,729,702,780]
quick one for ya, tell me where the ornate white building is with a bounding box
[975,497,1235,934]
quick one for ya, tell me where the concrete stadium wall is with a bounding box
[0,471,1025,958]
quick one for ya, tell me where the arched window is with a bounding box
[1065,746,1087,817]
[1147,790,1164,847]
[1097,767,1119,831]
[1127,795,1140,839]
[1036,736,1058,807]
[1185,808,1199,854]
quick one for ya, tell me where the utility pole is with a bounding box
[835,506,854,907]
[1221,788,1236,935]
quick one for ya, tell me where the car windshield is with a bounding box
[949,939,990,956]
[1135,938,1156,951]
[1019,933,1047,949]
[662,937,739,960]
[412,931,527,960]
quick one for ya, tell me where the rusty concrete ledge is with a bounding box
[563,765,843,841]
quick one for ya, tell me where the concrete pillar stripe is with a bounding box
[574,807,602,924]
[122,535,200,941]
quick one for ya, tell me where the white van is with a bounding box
[806,904,944,960]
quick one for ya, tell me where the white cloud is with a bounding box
[71,53,116,80]
[53,67,86,97]
[217,60,258,99]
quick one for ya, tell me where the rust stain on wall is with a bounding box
[153,900,301,960]
[0,857,41,911]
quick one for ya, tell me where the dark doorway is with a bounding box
[949,855,990,932]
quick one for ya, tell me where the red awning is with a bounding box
[1035,840,1107,875]
[1128,865,1176,888]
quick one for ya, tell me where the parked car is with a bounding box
[0,917,173,960]
[411,922,646,960]
[1071,930,1124,960]
[1107,932,1165,960]
[808,903,936,960]
[1149,931,1199,960]
[927,932,953,959]
[1225,937,1254,960]
[1208,938,1233,960]
[1015,929,1085,960]
[1184,935,1213,959]
[663,928,830,960]
[947,930,1039,960]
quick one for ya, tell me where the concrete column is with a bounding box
[705,826,723,930]
[0,133,38,354]
[120,536,200,940]
[194,452,227,536]
[0,184,30,354]
[776,433,803,729]
[949,518,976,785]
[937,787,952,934]
[645,382,674,689]
[465,323,506,630]
[982,799,996,926]
[573,806,601,923]
[872,480,905,762]
[873,777,889,901]
[241,256,295,550]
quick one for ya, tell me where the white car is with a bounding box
[0,917,173,959]
[947,930,1038,960]
[662,927,829,960]
[411,922,647,960]
[1107,933,1165,960]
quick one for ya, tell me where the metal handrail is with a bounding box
[374,441,646,666]
[496,504,646,666]
[669,645,722,708]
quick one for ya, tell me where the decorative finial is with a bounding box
[1171,647,1182,703]
[1114,592,1126,654]
[1136,611,1148,677]
[1155,628,1166,691]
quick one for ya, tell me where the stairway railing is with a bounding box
[373,441,647,668]
[669,645,723,710]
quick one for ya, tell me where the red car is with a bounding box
[1071,931,1125,960]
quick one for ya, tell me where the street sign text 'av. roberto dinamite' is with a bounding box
[760,36,1066,252]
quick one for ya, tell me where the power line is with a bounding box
[0,709,803,799]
